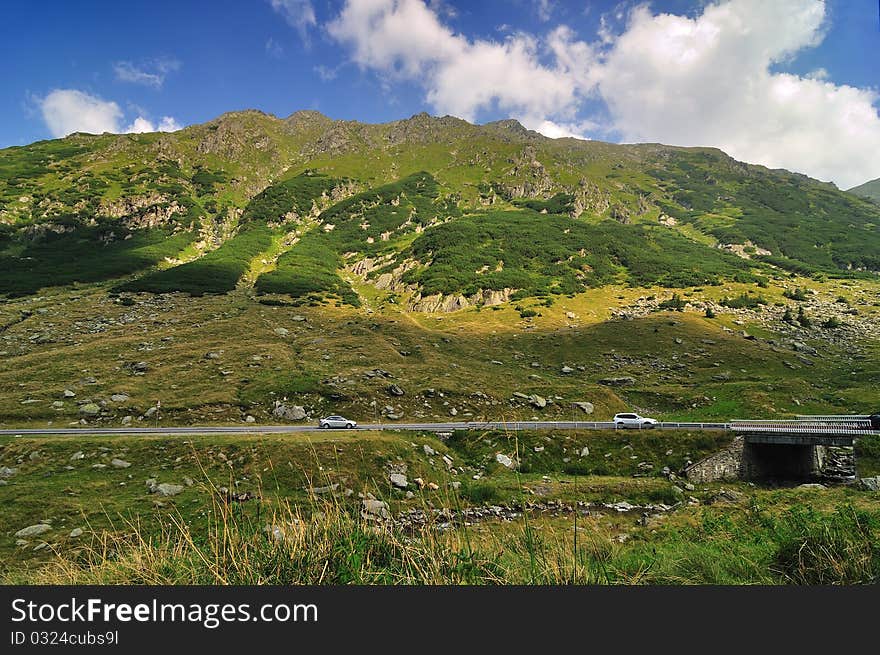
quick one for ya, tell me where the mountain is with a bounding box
[0,108,878,425]
[2,109,880,303]
[848,177,880,203]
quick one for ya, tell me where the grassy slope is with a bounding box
[1,428,878,584]
[848,177,880,203]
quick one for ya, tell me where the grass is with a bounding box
[2,429,878,585]
[0,228,195,297]
[117,224,276,295]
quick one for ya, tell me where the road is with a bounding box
[0,420,731,437]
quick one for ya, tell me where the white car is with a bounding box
[319,415,358,429]
[613,413,658,429]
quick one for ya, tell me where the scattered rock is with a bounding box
[495,453,516,468]
[598,377,635,386]
[110,394,130,402]
[561,366,574,374]
[528,394,547,409]
[110,458,131,468]
[15,523,51,538]
[387,384,405,396]
[572,402,594,414]
[69,528,83,538]
[1,466,18,478]
[390,473,409,489]
[148,482,184,497]
[63,389,76,398]
[858,476,880,492]
[273,403,307,421]
[362,499,390,519]
[579,446,590,457]
[79,403,100,416]
[274,327,290,337]
[423,444,436,456]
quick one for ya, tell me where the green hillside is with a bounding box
[2,110,880,307]
[848,177,880,203]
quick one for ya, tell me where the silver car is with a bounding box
[613,413,658,429]
[319,415,357,429]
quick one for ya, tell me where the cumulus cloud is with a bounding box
[325,0,880,188]
[270,0,317,42]
[113,57,181,88]
[326,0,600,128]
[39,89,182,138]
[598,0,880,188]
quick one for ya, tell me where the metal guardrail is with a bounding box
[796,415,870,422]
[731,420,877,436]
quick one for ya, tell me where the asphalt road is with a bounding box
[0,420,731,437]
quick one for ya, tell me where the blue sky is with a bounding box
[1,0,879,187]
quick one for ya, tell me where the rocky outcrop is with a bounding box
[408,288,515,313]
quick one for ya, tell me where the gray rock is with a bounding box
[272,403,306,421]
[152,483,184,497]
[121,415,133,425]
[598,377,636,386]
[529,394,547,409]
[362,499,389,519]
[308,483,339,495]
[63,389,76,398]
[273,327,289,337]
[561,366,574,374]
[858,476,880,491]
[572,402,594,414]
[495,453,515,468]
[51,401,64,409]
[15,523,51,538]
[449,481,462,490]
[387,384,405,396]
[797,483,826,490]
[110,458,131,469]
[579,446,590,457]
[0,466,17,478]
[143,406,158,419]
[69,528,83,538]
[245,415,256,423]
[110,394,129,402]
[79,403,100,416]
[423,444,436,456]
[390,473,409,489]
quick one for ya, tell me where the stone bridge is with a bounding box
[685,416,878,483]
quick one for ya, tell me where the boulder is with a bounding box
[362,499,389,519]
[572,402,594,414]
[273,404,307,421]
[390,473,409,489]
[858,476,880,492]
[15,523,51,538]
[598,377,636,386]
[495,453,515,468]
[154,483,184,497]
[529,395,547,409]
[79,403,100,416]
[110,458,131,469]
[387,384,405,396]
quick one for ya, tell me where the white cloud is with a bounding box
[598,0,880,188]
[270,0,317,42]
[326,0,600,124]
[325,0,880,188]
[535,0,554,22]
[41,89,124,137]
[39,89,182,138]
[113,57,181,88]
